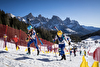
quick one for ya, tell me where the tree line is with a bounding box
[80,30,100,40]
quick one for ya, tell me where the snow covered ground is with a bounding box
[0,49,96,67]
[0,40,100,67]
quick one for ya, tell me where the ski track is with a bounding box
[1,37,100,67]
[0,50,82,67]
[0,49,99,67]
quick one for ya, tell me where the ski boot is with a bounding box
[61,54,66,60]
[37,49,39,55]
[26,48,31,55]
[61,55,64,60]
[59,53,60,56]
[63,54,66,60]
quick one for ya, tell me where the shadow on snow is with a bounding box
[15,56,34,60]
[0,51,8,54]
[18,54,25,56]
[37,58,53,62]
[39,54,50,57]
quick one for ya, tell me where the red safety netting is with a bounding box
[40,38,55,51]
[0,24,6,40]
[93,47,100,62]
[87,47,93,56]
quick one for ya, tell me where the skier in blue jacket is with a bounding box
[54,30,70,60]
[26,25,39,55]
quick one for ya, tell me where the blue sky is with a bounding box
[0,0,100,28]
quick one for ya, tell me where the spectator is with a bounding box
[12,35,19,49]
[3,34,7,48]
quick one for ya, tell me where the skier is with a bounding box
[70,48,72,55]
[84,50,86,56]
[26,25,39,55]
[80,50,82,56]
[54,30,70,60]
[12,35,20,49]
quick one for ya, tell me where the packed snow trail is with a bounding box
[0,48,99,67]
[0,40,100,67]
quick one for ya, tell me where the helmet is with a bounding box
[27,25,33,30]
[57,30,63,36]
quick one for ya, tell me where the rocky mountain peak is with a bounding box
[38,14,42,18]
[52,15,62,21]
[27,13,34,18]
[9,13,96,35]
[63,17,71,24]
[71,20,80,25]
[37,14,48,22]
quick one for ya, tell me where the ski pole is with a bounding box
[54,26,59,31]
[53,39,58,61]
[69,45,71,61]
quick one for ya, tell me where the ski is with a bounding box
[37,33,43,45]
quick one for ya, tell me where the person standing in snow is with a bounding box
[80,50,82,56]
[26,25,39,55]
[3,34,7,48]
[70,48,72,55]
[54,30,70,60]
[73,47,76,56]
[12,35,20,49]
